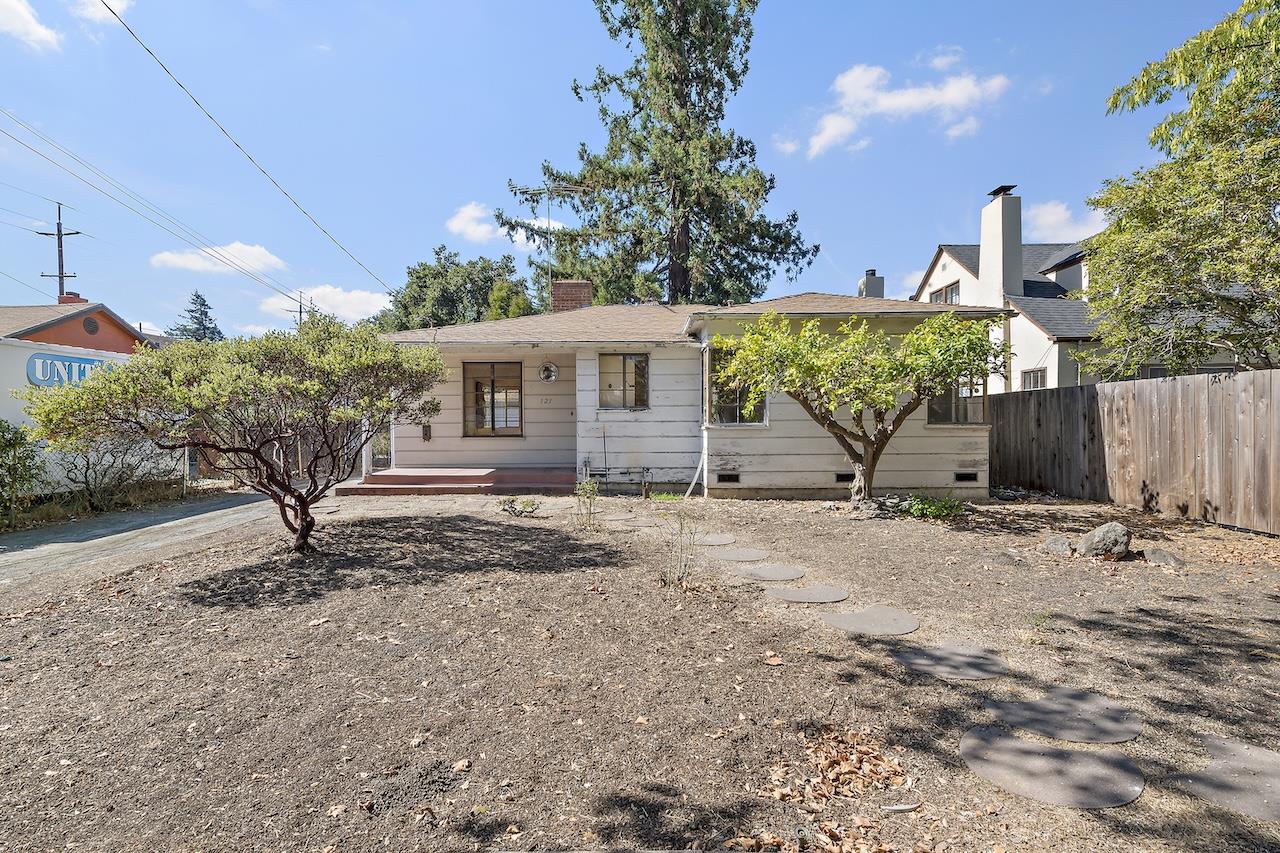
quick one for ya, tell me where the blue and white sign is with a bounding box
[26,352,109,387]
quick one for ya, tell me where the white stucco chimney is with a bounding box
[857,268,884,299]
[979,185,1023,300]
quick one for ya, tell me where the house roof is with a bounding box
[383,302,711,345]
[911,243,1076,301]
[692,291,1003,319]
[1038,242,1086,274]
[1005,294,1098,341]
[0,303,103,338]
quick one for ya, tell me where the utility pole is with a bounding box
[37,203,81,300]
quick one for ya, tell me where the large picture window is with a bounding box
[709,349,764,425]
[927,376,986,425]
[463,362,522,436]
[599,353,649,409]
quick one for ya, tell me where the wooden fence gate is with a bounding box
[988,370,1279,535]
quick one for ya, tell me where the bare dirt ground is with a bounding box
[0,495,1276,852]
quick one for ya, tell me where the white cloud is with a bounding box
[846,137,871,153]
[895,269,927,299]
[0,0,61,50]
[944,116,980,139]
[69,0,132,23]
[259,284,389,324]
[1025,201,1105,242]
[806,63,1009,157]
[928,46,964,71]
[446,201,563,252]
[150,241,288,275]
[772,135,799,156]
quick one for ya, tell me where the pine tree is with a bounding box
[166,291,225,342]
[497,0,817,306]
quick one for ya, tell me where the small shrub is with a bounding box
[902,493,966,520]
[0,421,45,528]
[661,510,698,589]
[498,497,541,518]
[650,491,683,502]
[573,479,599,530]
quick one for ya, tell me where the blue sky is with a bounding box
[0,0,1237,335]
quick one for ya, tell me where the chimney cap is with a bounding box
[864,268,876,277]
[988,184,1017,197]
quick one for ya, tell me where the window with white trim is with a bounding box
[708,349,764,425]
[929,282,960,304]
[1021,368,1047,390]
[599,353,649,409]
[927,376,986,424]
[463,362,523,436]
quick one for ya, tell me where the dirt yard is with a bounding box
[0,495,1276,852]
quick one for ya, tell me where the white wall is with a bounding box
[917,250,980,305]
[0,338,127,426]
[1007,315,1059,391]
[391,346,577,468]
[575,346,702,487]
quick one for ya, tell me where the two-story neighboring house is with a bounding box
[908,186,1099,393]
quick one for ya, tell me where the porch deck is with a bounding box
[335,467,577,496]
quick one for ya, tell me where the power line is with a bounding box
[0,203,44,223]
[0,268,58,301]
[0,123,304,310]
[2,110,298,301]
[0,179,72,208]
[0,218,42,234]
[100,0,393,293]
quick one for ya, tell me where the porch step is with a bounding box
[337,466,577,496]
[334,482,575,496]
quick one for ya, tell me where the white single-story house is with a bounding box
[341,283,1005,499]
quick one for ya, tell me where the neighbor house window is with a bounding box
[1021,368,1047,390]
[599,353,649,409]
[463,362,522,436]
[927,376,986,424]
[929,283,960,304]
[709,349,764,425]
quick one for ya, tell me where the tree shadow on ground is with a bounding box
[178,513,623,609]
[591,781,761,851]
[952,501,1199,541]
[818,600,1279,850]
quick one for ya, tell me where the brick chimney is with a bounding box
[58,291,88,305]
[857,268,884,298]
[550,279,593,312]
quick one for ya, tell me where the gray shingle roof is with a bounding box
[1038,242,1086,273]
[940,243,1076,285]
[384,302,709,345]
[696,291,1002,319]
[1005,294,1098,341]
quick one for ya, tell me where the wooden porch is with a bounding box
[335,467,578,496]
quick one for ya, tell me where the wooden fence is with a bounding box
[988,370,1279,535]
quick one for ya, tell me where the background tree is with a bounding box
[497,0,818,306]
[374,246,535,331]
[166,290,225,341]
[1079,0,1280,376]
[0,421,43,529]
[714,312,1006,500]
[23,316,444,552]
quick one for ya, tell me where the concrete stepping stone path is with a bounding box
[622,517,661,528]
[959,725,1145,809]
[891,644,1007,681]
[987,688,1141,744]
[693,532,736,546]
[600,512,636,522]
[727,563,806,582]
[766,584,850,604]
[712,547,770,562]
[1169,735,1280,823]
[821,604,919,636]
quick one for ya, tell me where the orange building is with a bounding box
[0,297,149,354]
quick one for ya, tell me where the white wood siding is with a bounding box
[707,395,990,497]
[575,347,702,486]
[392,347,576,468]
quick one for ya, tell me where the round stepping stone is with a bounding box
[1169,735,1280,823]
[960,725,1144,809]
[987,688,1141,744]
[693,532,736,546]
[601,512,635,522]
[622,517,660,527]
[891,644,1007,681]
[821,605,919,636]
[727,563,806,582]
[711,547,769,562]
[765,584,849,604]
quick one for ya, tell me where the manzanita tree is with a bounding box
[714,312,1006,500]
[23,316,444,552]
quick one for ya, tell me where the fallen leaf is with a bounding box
[763,653,783,666]
[308,617,330,627]
[452,758,472,773]
[326,804,345,817]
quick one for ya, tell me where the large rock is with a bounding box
[1076,522,1132,561]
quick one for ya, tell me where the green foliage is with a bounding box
[166,290,225,342]
[1081,1,1280,376]
[714,312,1005,499]
[497,0,817,306]
[375,246,533,331]
[22,315,444,551]
[573,477,600,530]
[498,497,542,518]
[901,493,965,520]
[0,420,44,529]
[650,491,683,502]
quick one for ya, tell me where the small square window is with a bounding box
[599,353,649,409]
[927,376,986,424]
[1021,368,1047,391]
